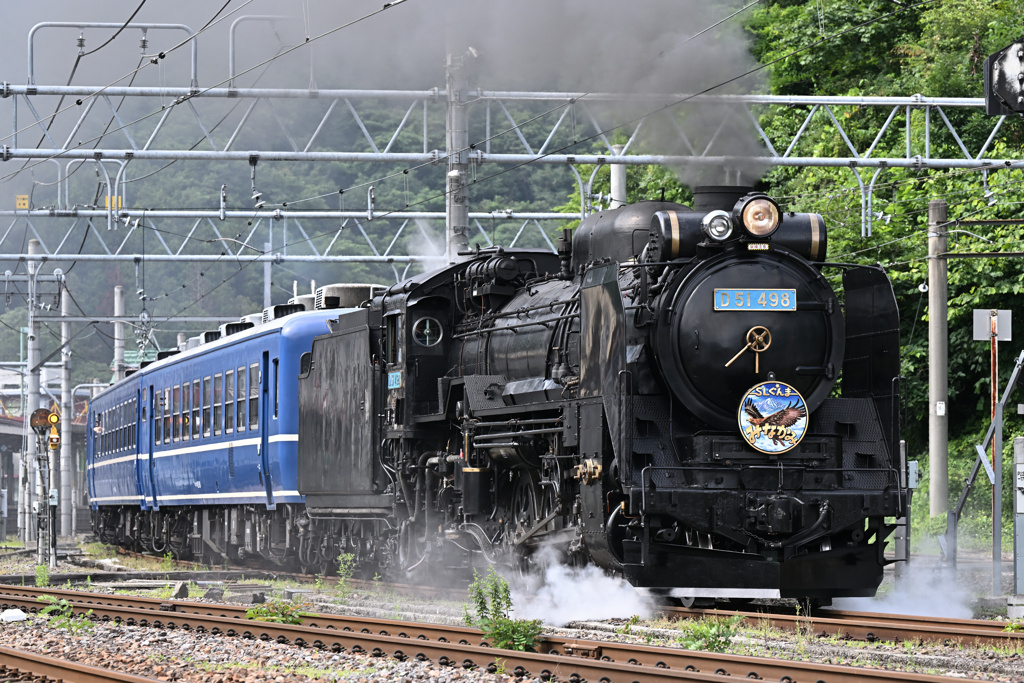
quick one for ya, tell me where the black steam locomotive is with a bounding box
[296,186,907,601]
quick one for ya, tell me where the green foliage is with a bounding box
[336,553,356,599]
[160,552,174,572]
[1004,619,1024,633]
[245,598,310,625]
[463,567,543,652]
[34,564,49,588]
[616,614,642,635]
[745,0,1024,529]
[675,616,744,652]
[38,596,93,634]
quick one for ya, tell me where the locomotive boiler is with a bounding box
[297,186,907,601]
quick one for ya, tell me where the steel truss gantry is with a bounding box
[2,15,1021,277]
[2,84,1017,245]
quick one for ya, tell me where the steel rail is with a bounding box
[0,645,165,683]
[669,605,1024,648]
[0,586,975,683]
[44,567,1024,650]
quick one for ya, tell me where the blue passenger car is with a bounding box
[88,307,343,562]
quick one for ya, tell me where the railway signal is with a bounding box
[984,33,1024,115]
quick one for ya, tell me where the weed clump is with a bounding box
[463,567,543,652]
[676,615,744,652]
[246,598,310,625]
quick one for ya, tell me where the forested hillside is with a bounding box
[752,0,1024,538]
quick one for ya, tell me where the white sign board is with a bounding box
[973,309,1012,341]
[1017,463,1024,514]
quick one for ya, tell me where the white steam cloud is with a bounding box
[509,547,654,627]
[830,565,973,619]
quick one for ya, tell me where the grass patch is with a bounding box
[246,598,311,625]
[674,615,744,653]
[82,543,117,559]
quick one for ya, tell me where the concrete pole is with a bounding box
[610,144,627,209]
[19,452,29,544]
[928,200,948,517]
[263,241,272,308]
[1014,436,1024,597]
[113,285,125,382]
[26,240,41,555]
[445,48,470,263]
[60,290,72,537]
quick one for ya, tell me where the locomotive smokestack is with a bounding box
[692,186,753,212]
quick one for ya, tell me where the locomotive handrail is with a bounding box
[469,417,561,428]
[472,427,564,441]
[451,313,578,339]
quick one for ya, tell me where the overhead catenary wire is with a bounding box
[0,0,407,182]
[81,0,150,57]
[16,0,152,175]
[0,0,258,171]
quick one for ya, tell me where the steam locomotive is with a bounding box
[90,186,907,602]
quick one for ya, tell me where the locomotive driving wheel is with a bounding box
[501,472,542,573]
[509,473,540,544]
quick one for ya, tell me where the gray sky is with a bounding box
[0,0,763,126]
[0,1,766,205]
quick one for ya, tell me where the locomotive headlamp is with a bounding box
[738,196,781,238]
[701,210,733,241]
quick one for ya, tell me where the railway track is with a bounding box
[60,552,1024,650]
[667,605,1024,648]
[0,644,164,683]
[0,584,985,683]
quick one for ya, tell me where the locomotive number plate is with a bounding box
[714,289,796,311]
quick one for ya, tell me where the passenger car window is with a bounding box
[225,370,235,433]
[214,373,223,436]
[203,377,212,437]
[192,380,201,438]
[236,367,246,432]
[248,364,259,429]
[172,385,181,442]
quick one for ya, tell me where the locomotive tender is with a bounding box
[90,186,907,602]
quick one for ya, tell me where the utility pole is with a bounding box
[264,241,272,308]
[113,285,125,382]
[445,41,470,263]
[929,200,949,517]
[27,239,41,555]
[60,291,72,537]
